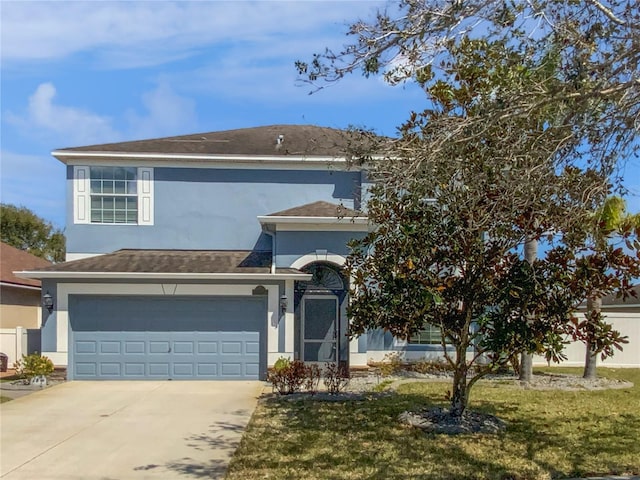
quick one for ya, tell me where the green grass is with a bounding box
[226,368,640,480]
[0,395,13,403]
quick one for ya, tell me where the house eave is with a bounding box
[52,150,348,165]
[258,215,368,224]
[14,271,313,281]
[51,150,384,171]
[576,303,640,310]
[0,281,41,291]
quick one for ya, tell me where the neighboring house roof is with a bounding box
[15,249,311,281]
[0,242,51,289]
[601,286,640,307]
[267,201,363,218]
[53,125,379,158]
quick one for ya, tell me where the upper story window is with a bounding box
[90,167,138,224]
[73,166,154,225]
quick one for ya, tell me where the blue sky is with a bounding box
[1,1,638,230]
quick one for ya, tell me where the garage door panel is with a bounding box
[124,363,145,376]
[76,341,97,354]
[173,363,194,376]
[197,363,218,375]
[100,363,121,376]
[173,341,194,354]
[75,363,97,376]
[149,363,170,376]
[221,363,242,376]
[125,341,145,354]
[149,341,171,354]
[198,341,218,354]
[100,342,121,354]
[246,341,260,354]
[245,363,260,376]
[69,295,267,380]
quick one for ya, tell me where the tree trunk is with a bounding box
[583,296,602,380]
[450,360,468,418]
[519,353,533,382]
[519,235,537,382]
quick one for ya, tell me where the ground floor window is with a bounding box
[409,324,441,345]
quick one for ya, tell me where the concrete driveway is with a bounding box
[0,381,263,479]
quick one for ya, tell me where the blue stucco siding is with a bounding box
[275,231,366,268]
[66,166,362,253]
[366,329,396,350]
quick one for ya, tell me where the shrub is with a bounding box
[408,359,452,375]
[376,352,403,377]
[268,358,307,395]
[14,353,54,380]
[268,358,351,396]
[323,362,350,394]
[304,364,321,395]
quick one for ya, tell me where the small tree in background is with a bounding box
[0,204,65,262]
[571,197,640,380]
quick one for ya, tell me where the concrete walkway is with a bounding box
[0,381,262,479]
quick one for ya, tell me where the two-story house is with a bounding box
[17,125,443,380]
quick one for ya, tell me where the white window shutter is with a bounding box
[73,166,90,224]
[137,167,154,225]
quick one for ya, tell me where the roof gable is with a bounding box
[267,201,363,218]
[0,242,51,288]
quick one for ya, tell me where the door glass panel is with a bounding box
[303,342,336,362]
[303,297,337,363]
[304,298,336,340]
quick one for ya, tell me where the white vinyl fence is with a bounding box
[0,327,28,369]
[534,312,640,368]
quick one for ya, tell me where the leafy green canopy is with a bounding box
[1,204,65,263]
[298,0,639,417]
[298,0,639,183]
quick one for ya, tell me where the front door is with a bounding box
[301,295,338,363]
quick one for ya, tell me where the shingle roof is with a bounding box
[267,201,363,218]
[27,249,303,275]
[54,125,378,157]
[0,242,51,288]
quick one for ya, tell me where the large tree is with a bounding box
[0,204,65,262]
[297,0,639,177]
[298,1,639,418]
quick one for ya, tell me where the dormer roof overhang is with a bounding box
[258,201,369,232]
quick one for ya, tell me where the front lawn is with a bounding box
[226,368,639,480]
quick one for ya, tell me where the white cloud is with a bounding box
[1,1,384,69]
[7,80,200,146]
[7,82,120,146]
[126,81,197,138]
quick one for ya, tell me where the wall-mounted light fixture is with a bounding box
[43,291,54,312]
[279,294,288,316]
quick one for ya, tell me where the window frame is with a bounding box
[73,165,154,226]
[89,166,139,225]
[408,324,443,345]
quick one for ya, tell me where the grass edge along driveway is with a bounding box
[226,368,640,480]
